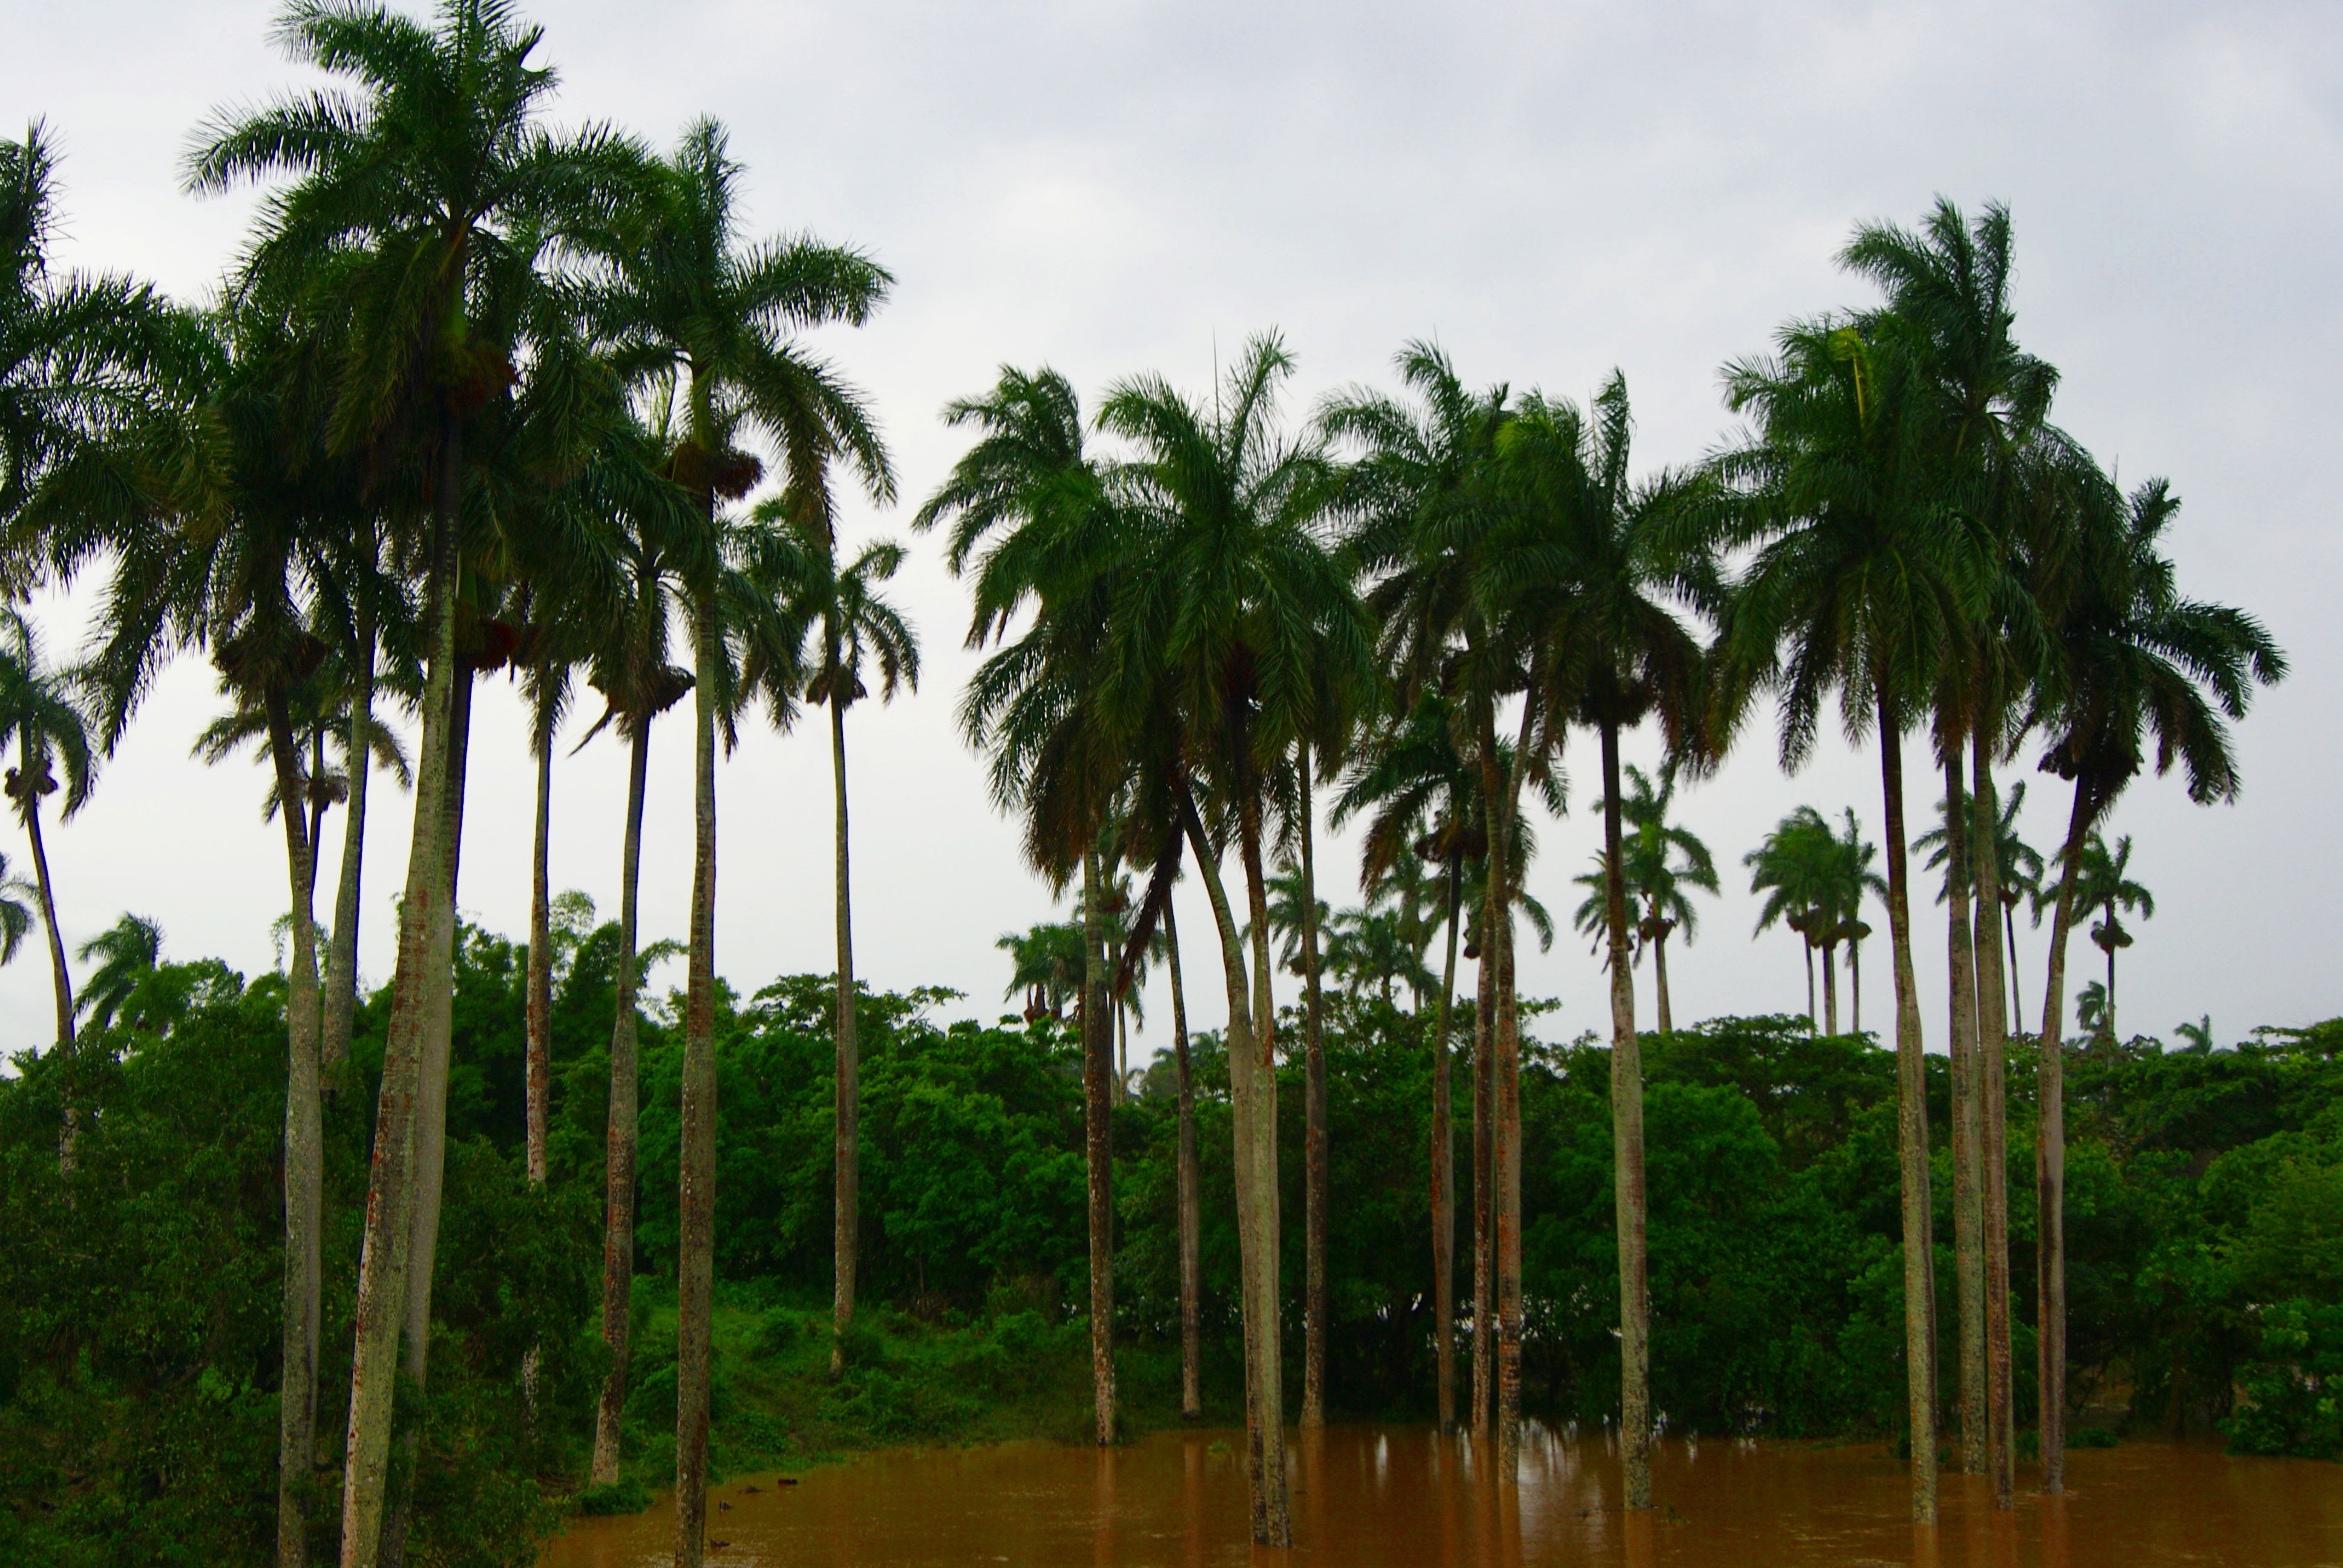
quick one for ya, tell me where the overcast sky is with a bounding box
[1,0,2336,1063]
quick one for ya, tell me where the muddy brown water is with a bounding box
[540,1424,2343,1567]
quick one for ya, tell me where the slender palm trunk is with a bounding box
[1492,703,1536,1476]
[1971,740,2016,1510]
[526,703,554,1185]
[1080,848,1115,1445]
[2106,941,2118,1042]
[673,574,721,1568]
[1851,936,1863,1036]
[339,465,462,1568]
[830,697,863,1377]
[2004,904,2024,1040]
[323,584,376,1091]
[590,721,652,1485]
[1803,935,1815,1027]
[1878,702,1938,1523]
[1601,725,1651,1509]
[1944,757,1985,1477]
[1470,920,1494,1434]
[267,689,324,1568]
[1821,942,1839,1035]
[1165,899,1201,1420]
[1430,858,1461,1432]
[381,664,474,1568]
[21,761,75,1171]
[1652,927,1673,1034]
[2036,783,2088,1495]
[1299,753,1330,1428]
[1178,783,1289,1546]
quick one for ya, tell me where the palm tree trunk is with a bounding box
[830,697,862,1378]
[1851,934,1863,1036]
[308,730,330,910]
[2106,940,2117,1042]
[1971,740,2016,1511]
[21,759,75,1171]
[1299,751,1330,1429]
[323,583,376,1091]
[1176,782,1289,1546]
[526,701,554,1186]
[1821,942,1839,1035]
[266,688,325,1568]
[1080,847,1115,1445]
[1165,898,1201,1421]
[1431,857,1461,1432]
[339,470,462,1568]
[1877,701,1938,1524]
[1803,935,1815,1027]
[1492,705,1536,1477]
[1652,927,1673,1034]
[1470,924,1495,1437]
[673,574,721,1568]
[381,662,474,1568]
[590,719,652,1486]
[1601,724,1651,1509]
[2004,903,2024,1040]
[1944,756,1985,1478]
[2036,782,2089,1496]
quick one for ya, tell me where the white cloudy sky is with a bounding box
[1,0,2335,1062]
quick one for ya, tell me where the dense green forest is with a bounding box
[4,920,2338,1565]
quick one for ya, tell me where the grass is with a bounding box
[585,1282,1209,1513]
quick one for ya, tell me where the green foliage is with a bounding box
[5,927,2338,1559]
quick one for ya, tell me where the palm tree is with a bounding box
[1570,763,1717,1033]
[1493,375,1714,1504]
[997,921,1086,1020]
[2172,1014,2214,1054]
[571,482,694,1486]
[917,363,1127,1451]
[1,123,189,584]
[2073,832,2152,1042]
[0,608,96,1138]
[74,913,159,1033]
[188,7,646,1558]
[584,117,890,1563]
[1819,808,1886,1034]
[1717,313,1961,1521]
[1320,342,1530,1448]
[2021,465,2281,1492]
[1845,197,2065,1508]
[1095,333,1369,1543]
[744,494,918,1373]
[1745,806,1836,1027]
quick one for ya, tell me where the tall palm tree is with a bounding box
[997,920,1086,1020]
[1745,806,1836,1027]
[2073,832,2152,1042]
[1570,763,1717,1033]
[188,7,644,1559]
[742,492,919,1373]
[1493,374,1713,1504]
[73,913,160,1033]
[2022,468,2280,1492]
[917,364,1127,1451]
[1717,314,1961,1521]
[1820,808,1886,1034]
[584,117,890,1563]
[1846,197,2064,1508]
[1096,333,1369,1543]
[1320,342,1528,1447]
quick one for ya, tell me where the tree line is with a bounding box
[0,0,2287,1561]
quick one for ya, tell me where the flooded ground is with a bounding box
[541,1424,2343,1567]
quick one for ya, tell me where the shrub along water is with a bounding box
[2,929,2339,1563]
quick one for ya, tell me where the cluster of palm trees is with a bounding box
[5,2,2290,1558]
[3,4,920,1564]
[917,204,2281,1539]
